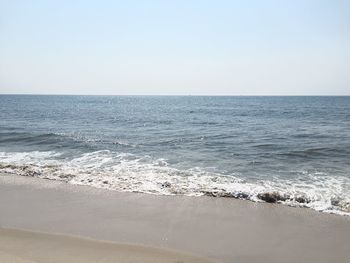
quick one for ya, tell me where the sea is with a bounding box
[1,95,349,215]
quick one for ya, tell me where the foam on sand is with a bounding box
[1,150,349,215]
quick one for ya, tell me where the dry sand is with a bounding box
[0,174,349,263]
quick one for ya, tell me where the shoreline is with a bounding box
[1,174,350,262]
[1,167,348,216]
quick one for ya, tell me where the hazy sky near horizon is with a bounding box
[1,0,350,95]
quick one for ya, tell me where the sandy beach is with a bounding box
[1,174,349,263]
[0,228,215,263]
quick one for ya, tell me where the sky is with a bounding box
[0,0,349,95]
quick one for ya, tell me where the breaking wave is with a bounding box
[0,150,349,216]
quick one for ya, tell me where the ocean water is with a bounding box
[1,95,350,215]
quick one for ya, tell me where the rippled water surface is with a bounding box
[1,95,350,215]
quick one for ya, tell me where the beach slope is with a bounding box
[0,175,349,263]
[0,228,215,263]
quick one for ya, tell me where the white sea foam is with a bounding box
[0,150,349,216]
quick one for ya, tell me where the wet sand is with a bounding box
[0,228,215,263]
[0,174,349,263]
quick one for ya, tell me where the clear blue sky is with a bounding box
[1,0,349,95]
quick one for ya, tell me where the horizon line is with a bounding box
[0,93,349,97]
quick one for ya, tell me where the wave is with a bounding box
[0,131,136,149]
[280,147,348,158]
[0,132,73,145]
[0,150,349,216]
[0,132,54,142]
